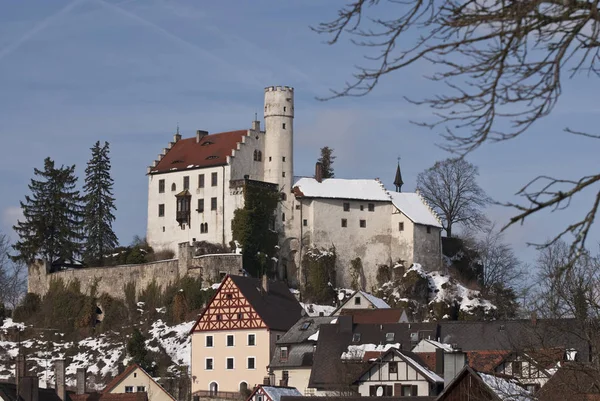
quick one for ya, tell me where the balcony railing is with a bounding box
[192,390,244,400]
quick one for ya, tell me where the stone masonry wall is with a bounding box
[27,243,242,300]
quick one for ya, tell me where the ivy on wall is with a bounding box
[302,247,337,304]
[231,179,280,277]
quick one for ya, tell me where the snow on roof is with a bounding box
[341,343,401,360]
[401,353,444,383]
[478,373,531,401]
[261,386,302,401]
[359,291,391,309]
[389,192,442,227]
[307,330,319,341]
[301,302,336,317]
[293,177,390,201]
[412,338,454,352]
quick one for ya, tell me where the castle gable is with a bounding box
[150,130,247,174]
[389,192,442,228]
[292,177,389,201]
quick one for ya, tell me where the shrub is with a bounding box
[13,293,41,322]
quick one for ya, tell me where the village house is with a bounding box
[189,274,303,397]
[269,316,336,394]
[330,290,390,316]
[96,364,175,401]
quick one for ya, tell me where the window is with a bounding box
[247,357,256,370]
[354,297,361,305]
[205,358,213,370]
[352,333,361,342]
[171,183,176,192]
[401,385,418,396]
[368,203,375,212]
[360,219,366,228]
[248,334,256,346]
[183,176,189,190]
[281,193,287,201]
[216,314,222,321]
[360,205,364,211]
[303,219,307,226]
[295,204,301,210]
[282,213,285,221]
[226,293,233,299]
[427,226,432,234]
[226,358,234,370]
[282,123,286,129]
[253,150,262,161]
[158,179,165,193]
[211,172,218,186]
[280,347,288,361]
[200,222,208,233]
[276,334,281,341]
[136,387,146,393]
[282,171,286,177]
[206,335,213,347]
[227,335,234,347]
[158,204,165,217]
[237,313,243,320]
[282,156,286,162]
[386,333,395,342]
[198,174,205,188]
[369,385,393,396]
[389,361,398,373]
[197,199,204,213]
[399,222,404,231]
[269,156,272,161]
[300,321,312,330]
[125,387,134,393]
[343,202,350,212]
[512,361,522,375]
[341,219,347,228]
[211,197,217,210]
[283,106,286,112]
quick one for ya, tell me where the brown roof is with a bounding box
[102,363,175,401]
[536,363,600,401]
[150,130,247,174]
[338,309,407,324]
[466,350,510,373]
[70,393,148,401]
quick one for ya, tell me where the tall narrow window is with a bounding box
[158,179,165,193]
[282,171,286,177]
[341,219,347,228]
[280,347,288,361]
[171,183,176,192]
[427,226,432,234]
[399,222,404,231]
[158,204,165,217]
[282,213,285,222]
[247,357,255,370]
[205,358,213,370]
[197,199,204,213]
[254,150,258,161]
[343,202,350,212]
[226,358,234,370]
[211,172,218,186]
[248,334,256,346]
[227,335,234,347]
[183,176,189,190]
[258,151,262,161]
[211,197,217,211]
[368,203,375,212]
[206,335,213,347]
[282,123,286,129]
[198,174,205,188]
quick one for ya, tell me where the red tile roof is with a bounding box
[70,393,148,401]
[150,130,248,174]
[466,350,510,373]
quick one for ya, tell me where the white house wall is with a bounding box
[356,354,432,397]
[413,224,442,270]
[390,210,415,268]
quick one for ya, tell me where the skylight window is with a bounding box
[386,333,395,342]
[352,333,361,342]
[300,322,311,330]
[201,141,214,146]
[171,159,183,164]
[206,155,218,160]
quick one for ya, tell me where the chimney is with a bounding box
[443,349,466,387]
[19,376,39,401]
[263,376,270,386]
[279,378,289,387]
[262,274,269,294]
[435,348,445,374]
[252,120,260,132]
[76,368,86,395]
[315,162,323,183]
[54,360,66,401]
[196,130,208,143]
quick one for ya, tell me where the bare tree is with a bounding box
[417,158,490,237]
[0,232,26,310]
[315,0,600,267]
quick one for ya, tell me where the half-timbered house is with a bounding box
[189,274,303,397]
[245,385,302,401]
[353,348,443,397]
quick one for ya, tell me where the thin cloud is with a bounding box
[0,0,85,63]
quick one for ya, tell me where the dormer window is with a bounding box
[352,333,361,342]
[386,333,395,342]
[206,155,218,160]
[201,141,214,146]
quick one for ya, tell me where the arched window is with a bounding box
[257,151,262,161]
[209,382,218,396]
[253,150,258,161]
[171,183,176,191]
[239,382,248,394]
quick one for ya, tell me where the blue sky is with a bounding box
[0,0,597,270]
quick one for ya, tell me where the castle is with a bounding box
[146,86,442,290]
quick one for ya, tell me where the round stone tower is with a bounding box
[263,86,294,194]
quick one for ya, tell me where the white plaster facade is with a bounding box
[146,85,442,289]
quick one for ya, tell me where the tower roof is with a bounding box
[394,162,404,190]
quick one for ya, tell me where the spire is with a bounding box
[394,157,404,192]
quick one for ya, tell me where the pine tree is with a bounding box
[83,141,118,266]
[12,158,84,264]
[318,146,336,179]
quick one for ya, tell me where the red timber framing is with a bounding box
[190,275,266,332]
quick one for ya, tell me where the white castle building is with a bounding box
[146,86,442,289]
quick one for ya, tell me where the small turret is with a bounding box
[394,160,404,192]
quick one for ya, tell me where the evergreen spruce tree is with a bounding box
[13,158,84,264]
[318,146,336,179]
[83,141,118,266]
